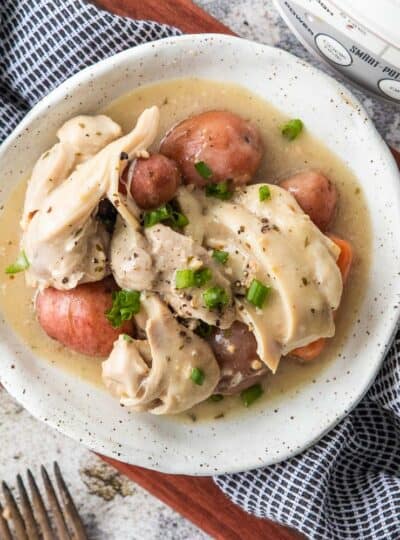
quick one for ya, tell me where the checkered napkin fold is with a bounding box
[1,1,399,539]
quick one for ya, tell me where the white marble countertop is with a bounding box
[1,1,398,539]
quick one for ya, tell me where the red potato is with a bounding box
[120,154,181,209]
[160,111,264,187]
[208,321,268,395]
[279,170,337,231]
[36,277,134,357]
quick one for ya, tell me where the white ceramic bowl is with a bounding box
[0,34,399,475]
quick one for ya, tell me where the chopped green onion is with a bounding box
[241,384,263,407]
[194,320,212,338]
[259,185,271,202]
[210,394,224,402]
[246,279,271,308]
[171,210,189,228]
[212,249,229,265]
[143,204,188,229]
[203,286,229,310]
[106,290,141,328]
[281,118,303,141]
[191,367,205,385]
[194,267,212,287]
[205,181,232,200]
[175,269,195,289]
[122,334,133,342]
[194,161,213,179]
[143,204,171,228]
[5,250,30,274]
[175,267,212,289]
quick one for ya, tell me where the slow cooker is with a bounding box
[274,0,400,103]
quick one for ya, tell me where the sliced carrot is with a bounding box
[291,337,326,361]
[327,235,353,284]
[290,235,353,361]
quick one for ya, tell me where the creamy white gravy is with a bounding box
[0,78,371,422]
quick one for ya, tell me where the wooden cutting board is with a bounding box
[95,0,234,34]
[92,1,399,539]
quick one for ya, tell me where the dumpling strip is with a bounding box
[234,185,342,357]
[102,293,220,414]
[22,107,160,289]
[176,184,343,372]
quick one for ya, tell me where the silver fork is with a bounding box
[0,462,88,540]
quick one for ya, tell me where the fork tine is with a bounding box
[27,469,54,540]
[17,474,41,540]
[41,466,71,540]
[0,500,13,540]
[53,462,88,540]
[2,481,28,540]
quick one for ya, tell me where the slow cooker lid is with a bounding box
[332,0,400,49]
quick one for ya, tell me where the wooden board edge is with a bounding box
[92,0,235,35]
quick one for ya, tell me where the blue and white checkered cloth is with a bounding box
[1,1,399,538]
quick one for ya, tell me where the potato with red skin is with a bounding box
[160,111,264,187]
[207,321,267,395]
[279,170,337,231]
[120,154,181,209]
[36,277,134,357]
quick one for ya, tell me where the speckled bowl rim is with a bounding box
[0,34,399,475]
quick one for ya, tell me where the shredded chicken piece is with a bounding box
[22,107,159,289]
[102,293,220,414]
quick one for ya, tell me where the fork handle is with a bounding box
[0,502,13,540]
